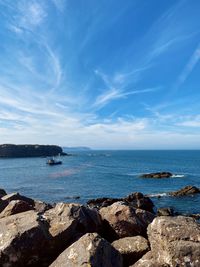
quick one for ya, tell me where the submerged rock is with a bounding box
[141,172,173,179]
[169,185,200,196]
[49,232,123,267]
[99,202,155,239]
[147,216,200,267]
[112,236,149,266]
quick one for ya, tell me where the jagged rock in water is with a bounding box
[141,172,173,178]
[49,233,123,267]
[0,200,33,218]
[169,185,200,196]
[112,236,149,266]
[99,202,155,239]
[147,216,200,267]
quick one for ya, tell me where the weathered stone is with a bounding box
[169,185,200,196]
[141,172,172,179]
[87,192,154,213]
[0,210,49,266]
[124,192,154,213]
[99,202,155,239]
[157,207,174,216]
[49,232,123,267]
[0,188,7,198]
[34,200,53,213]
[112,236,149,266]
[2,192,35,206]
[0,200,33,218]
[148,216,200,267]
[43,203,102,254]
[132,251,169,267]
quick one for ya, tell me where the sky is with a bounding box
[0,0,200,149]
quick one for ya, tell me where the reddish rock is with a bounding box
[99,202,155,239]
[169,185,200,196]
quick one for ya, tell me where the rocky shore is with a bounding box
[0,187,199,267]
[0,144,67,158]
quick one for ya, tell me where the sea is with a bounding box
[0,150,199,214]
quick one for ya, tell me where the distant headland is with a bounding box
[0,144,67,158]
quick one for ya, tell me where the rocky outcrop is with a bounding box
[169,185,200,196]
[147,216,200,267]
[0,200,33,218]
[0,144,67,158]
[49,233,123,267]
[87,192,154,213]
[112,236,149,266]
[0,188,7,198]
[0,210,50,267]
[141,172,173,178]
[99,202,155,239]
[131,251,168,267]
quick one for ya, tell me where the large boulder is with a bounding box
[43,203,102,253]
[0,200,33,218]
[131,251,169,267]
[147,216,200,267]
[112,236,149,266]
[169,185,200,196]
[99,202,155,239]
[141,172,172,179]
[49,232,123,267]
[1,192,35,206]
[0,210,50,266]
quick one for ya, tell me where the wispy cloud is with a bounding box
[51,0,66,12]
[176,42,200,87]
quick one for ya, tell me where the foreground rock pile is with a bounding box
[0,188,199,267]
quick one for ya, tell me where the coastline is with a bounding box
[0,186,199,266]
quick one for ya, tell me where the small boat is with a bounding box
[46,157,62,165]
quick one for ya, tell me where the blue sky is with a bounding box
[0,0,200,149]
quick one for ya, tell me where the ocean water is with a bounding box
[0,150,199,214]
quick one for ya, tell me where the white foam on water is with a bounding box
[171,174,185,178]
[147,192,168,197]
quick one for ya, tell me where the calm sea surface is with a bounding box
[0,150,199,214]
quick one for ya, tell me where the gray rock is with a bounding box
[34,200,53,213]
[132,251,169,267]
[2,192,35,206]
[112,236,149,266]
[99,202,155,239]
[49,232,123,267]
[157,207,174,216]
[0,210,49,266]
[0,200,33,218]
[43,203,102,253]
[147,216,200,267]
